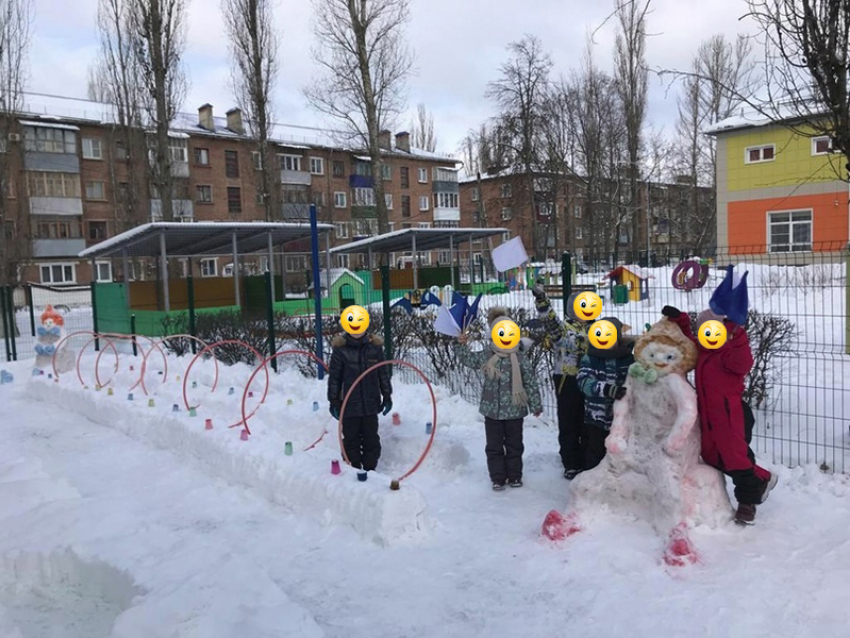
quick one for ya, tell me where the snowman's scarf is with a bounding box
[484,342,528,407]
[629,361,659,385]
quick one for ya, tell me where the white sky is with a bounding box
[30,0,758,156]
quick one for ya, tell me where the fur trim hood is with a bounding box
[332,333,383,348]
[487,306,510,328]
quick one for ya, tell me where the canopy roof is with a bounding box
[79,222,333,259]
[329,227,508,255]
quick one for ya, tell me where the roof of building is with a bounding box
[607,265,653,280]
[79,222,334,259]
[18,91,459,163]
[329,227,509,255]
[704,101,828,136]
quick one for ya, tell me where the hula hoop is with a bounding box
[97,333,167,394]
[671,260,708,291]
[182,339,270,429]
[338,359,437,488]
[52,330,101,379]
[240,349,329,438]
[136,334,210,396]
[75,335,121,388]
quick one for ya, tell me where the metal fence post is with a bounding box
[310,204,325,380]
[265,270,277,372]
[562,251,572,301]
[1,286,10,363]
[130,314,138,357]
[846,244,850,356]
[381,259,393,371]
[90,280,100,352]
[27,285,36,337]
[187,274,197,354]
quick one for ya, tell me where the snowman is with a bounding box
[33,305,73,375]
[543,318,733,566]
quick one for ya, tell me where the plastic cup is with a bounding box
[426,421,433,435]
[127,393,134,401]
[331,460,341,475]
[392,412,401,426]
[240,429,249,441]
[357,471,368,482]
[205,418,213,430]
[284,441,293,456]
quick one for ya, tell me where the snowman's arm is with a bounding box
[606,378,632,454]
[663,374,699,453]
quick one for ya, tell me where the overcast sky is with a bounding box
[30,0,758,156]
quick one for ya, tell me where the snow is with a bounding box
[1,342,849,636]
[18,119,80,131]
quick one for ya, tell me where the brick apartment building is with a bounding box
[2,93,462,288]
[459,169,714,267]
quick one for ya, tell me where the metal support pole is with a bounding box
[380,257,392,368]
[5,287,16,362]
[646,179,651,267]
[90,280,100,352]
[187,274,197,354]
[265,270,277,372]
[449,235,455,288]
[159,231,170,313]
[562,251,572,301]
[130,314,138,356]
[27,285,35,337]
[267,232,275,306]
[469,234,475,287]
[412,233,419,290]
[309,204,325,379]
[122,250,130,285]
[232,231,241,307]
[1,287,11,362]
[325,231,332,306]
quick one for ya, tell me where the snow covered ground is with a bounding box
[2,353,849,637]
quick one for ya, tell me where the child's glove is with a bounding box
[661,306,682,319]
[603,383,627,400]
[329,402,341,419]
[381,396,393,416]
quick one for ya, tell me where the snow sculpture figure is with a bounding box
[542,317,734,566]
[33,305,71,375]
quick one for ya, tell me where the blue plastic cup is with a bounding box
[426,422,433,435]
[357,471,368,482]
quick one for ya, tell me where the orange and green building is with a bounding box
[707,115,849,255]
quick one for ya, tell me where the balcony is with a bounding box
[281,170,312,185]
[32,238,86,258]
[349,174,373,188]
[29,197,83,216]
[171,160,189,178]
[281,203,311,221]
[24,152,80,173]
[432,167,459,184]
[433,207,460,222]
[150,199,194,221]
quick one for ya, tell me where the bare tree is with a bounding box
[222,0,280,222]
[0,0,33,287]
[486,35,553,257]
[613,0,650,262]
[410,103,436,152]
[306,0,413,234]
[127,0,188,222]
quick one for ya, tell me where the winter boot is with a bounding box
[492,480,507,491]
[564,468,583,480]
[734,503,757,525]
[759,474,779,504]
[509,478,523,488]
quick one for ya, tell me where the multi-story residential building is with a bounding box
[459,169,712,268]
[706,113,849,255]
[3,93,461,287]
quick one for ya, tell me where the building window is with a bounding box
[575,205,582,218]
[500,183,513,198]
[227,187,242,214]
[769,210,812,252]
[195,147,210,166]
[811,136,832,155]
[82,138,102,160]
[538,203,553,218]
[419,196,429,211]
[89,221,107,240]
[84,181,105,200]
[333,160,345,177]
[28,172,81,198]
[352,187,376,206]
[310,157,324,175]
[418,167,428,183]
[575,226,583,240]
[39,263,76,285]
[96,261,113,282]
[434,220,459,229]
[502,231,511,242]
[225,150,239,177]
[471,187,480,202]
[438,250,451,264]
[279,154,302,171]
[501,206,513,220]
[196,185,213,203]
[400,166,409,188]
[382,164,392,180]
[354,160,371,176]
[252,151,264,170]
[169,138,188,163]
[282,184,309,204]
[436,192,459,209]
[385,193,393,210]
[115,140,127,160]
[312,191,326,207]
[334,191,347,208]
[24,127,76,154]
[336,254,350,269]
[200,258,218,277]
[745,144,775,164]
[285,255,307,271]
[335,222,349,239]
[401,195,411,217]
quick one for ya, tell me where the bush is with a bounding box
[744,310,797,409]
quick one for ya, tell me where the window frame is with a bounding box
[332,160,345,177]
[88,220,108,241]
[385,193,393,210]
[744,144,776,164]
[334,191,347,208]
[767,209,813,253]
[419,195,430,211]
[226,186,242,214]
[224,150,240,178]
[400,166,410,188]
[200,258,218,278]
[84,180,106,201]
[196,184,213,204]
[500,183,513,198]
[39,262,77,285]
[310,157,325,175]
[401,195,411,217]
[471,187,480,202]
[279,154,303,172]
[95,261,113,283]
[382,164,392,180]
[501,206,513,221]
[194,147,211,166]
[81,137,103,160]
[418,167,428,183]
[811,136,832,156]
[335,222,349,239]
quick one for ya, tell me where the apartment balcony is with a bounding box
[172,160,190,178]
[29,197,84,216]
[351,205,377,219]
[281,203,311,221]
[281,169,312,186]
[433,207,460,222]
[349,174,373,188]
[150,199,194,221]
[432,167,459,184]
[24,152,80,173]
[32,238,86,258]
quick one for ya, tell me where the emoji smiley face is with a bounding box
[340,305,369,336]
[698,320,727,350]
[588,320,618,350]
[491,319,521,350]
[573,292,603,321]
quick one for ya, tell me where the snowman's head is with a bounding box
[634,319,697,377]
[40,305,64,329]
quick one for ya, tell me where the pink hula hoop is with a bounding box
[75,334,121,388]
[182,340,270,429]
[98,334,166,394]
[240,350,329,437]
[137,334,211,396]
[53,330,100,380]
[338,359,437,487]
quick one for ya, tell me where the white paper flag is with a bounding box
[433,304,461,337]
[492,236,529,273]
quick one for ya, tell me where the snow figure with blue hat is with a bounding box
[33,305,64,374]
[662,265,778,526]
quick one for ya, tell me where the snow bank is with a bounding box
[26,379,432,547]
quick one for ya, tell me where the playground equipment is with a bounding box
[671,259,710,291]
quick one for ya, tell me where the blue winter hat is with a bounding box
[709,265,749,326]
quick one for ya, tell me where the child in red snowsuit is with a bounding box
[661,305,777,524]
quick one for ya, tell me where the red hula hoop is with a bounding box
[182,340,270,430]
[96,333,166,394]
[137,334,209,396]
[338,359,437,487]
[75,335,120,388]
[240,350,329,438]
[53,330,100,379]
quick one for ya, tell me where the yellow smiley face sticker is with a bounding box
[340,305,369,336]
[698,320,727,349]
[573,291,603,321]
[588,320,618,350]
[491,319,521,350]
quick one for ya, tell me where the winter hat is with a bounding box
[565,292,584,323]
[696,307,725,330]
[709,265,749,326]
[588,316,633,359]
[487,306,510,329]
